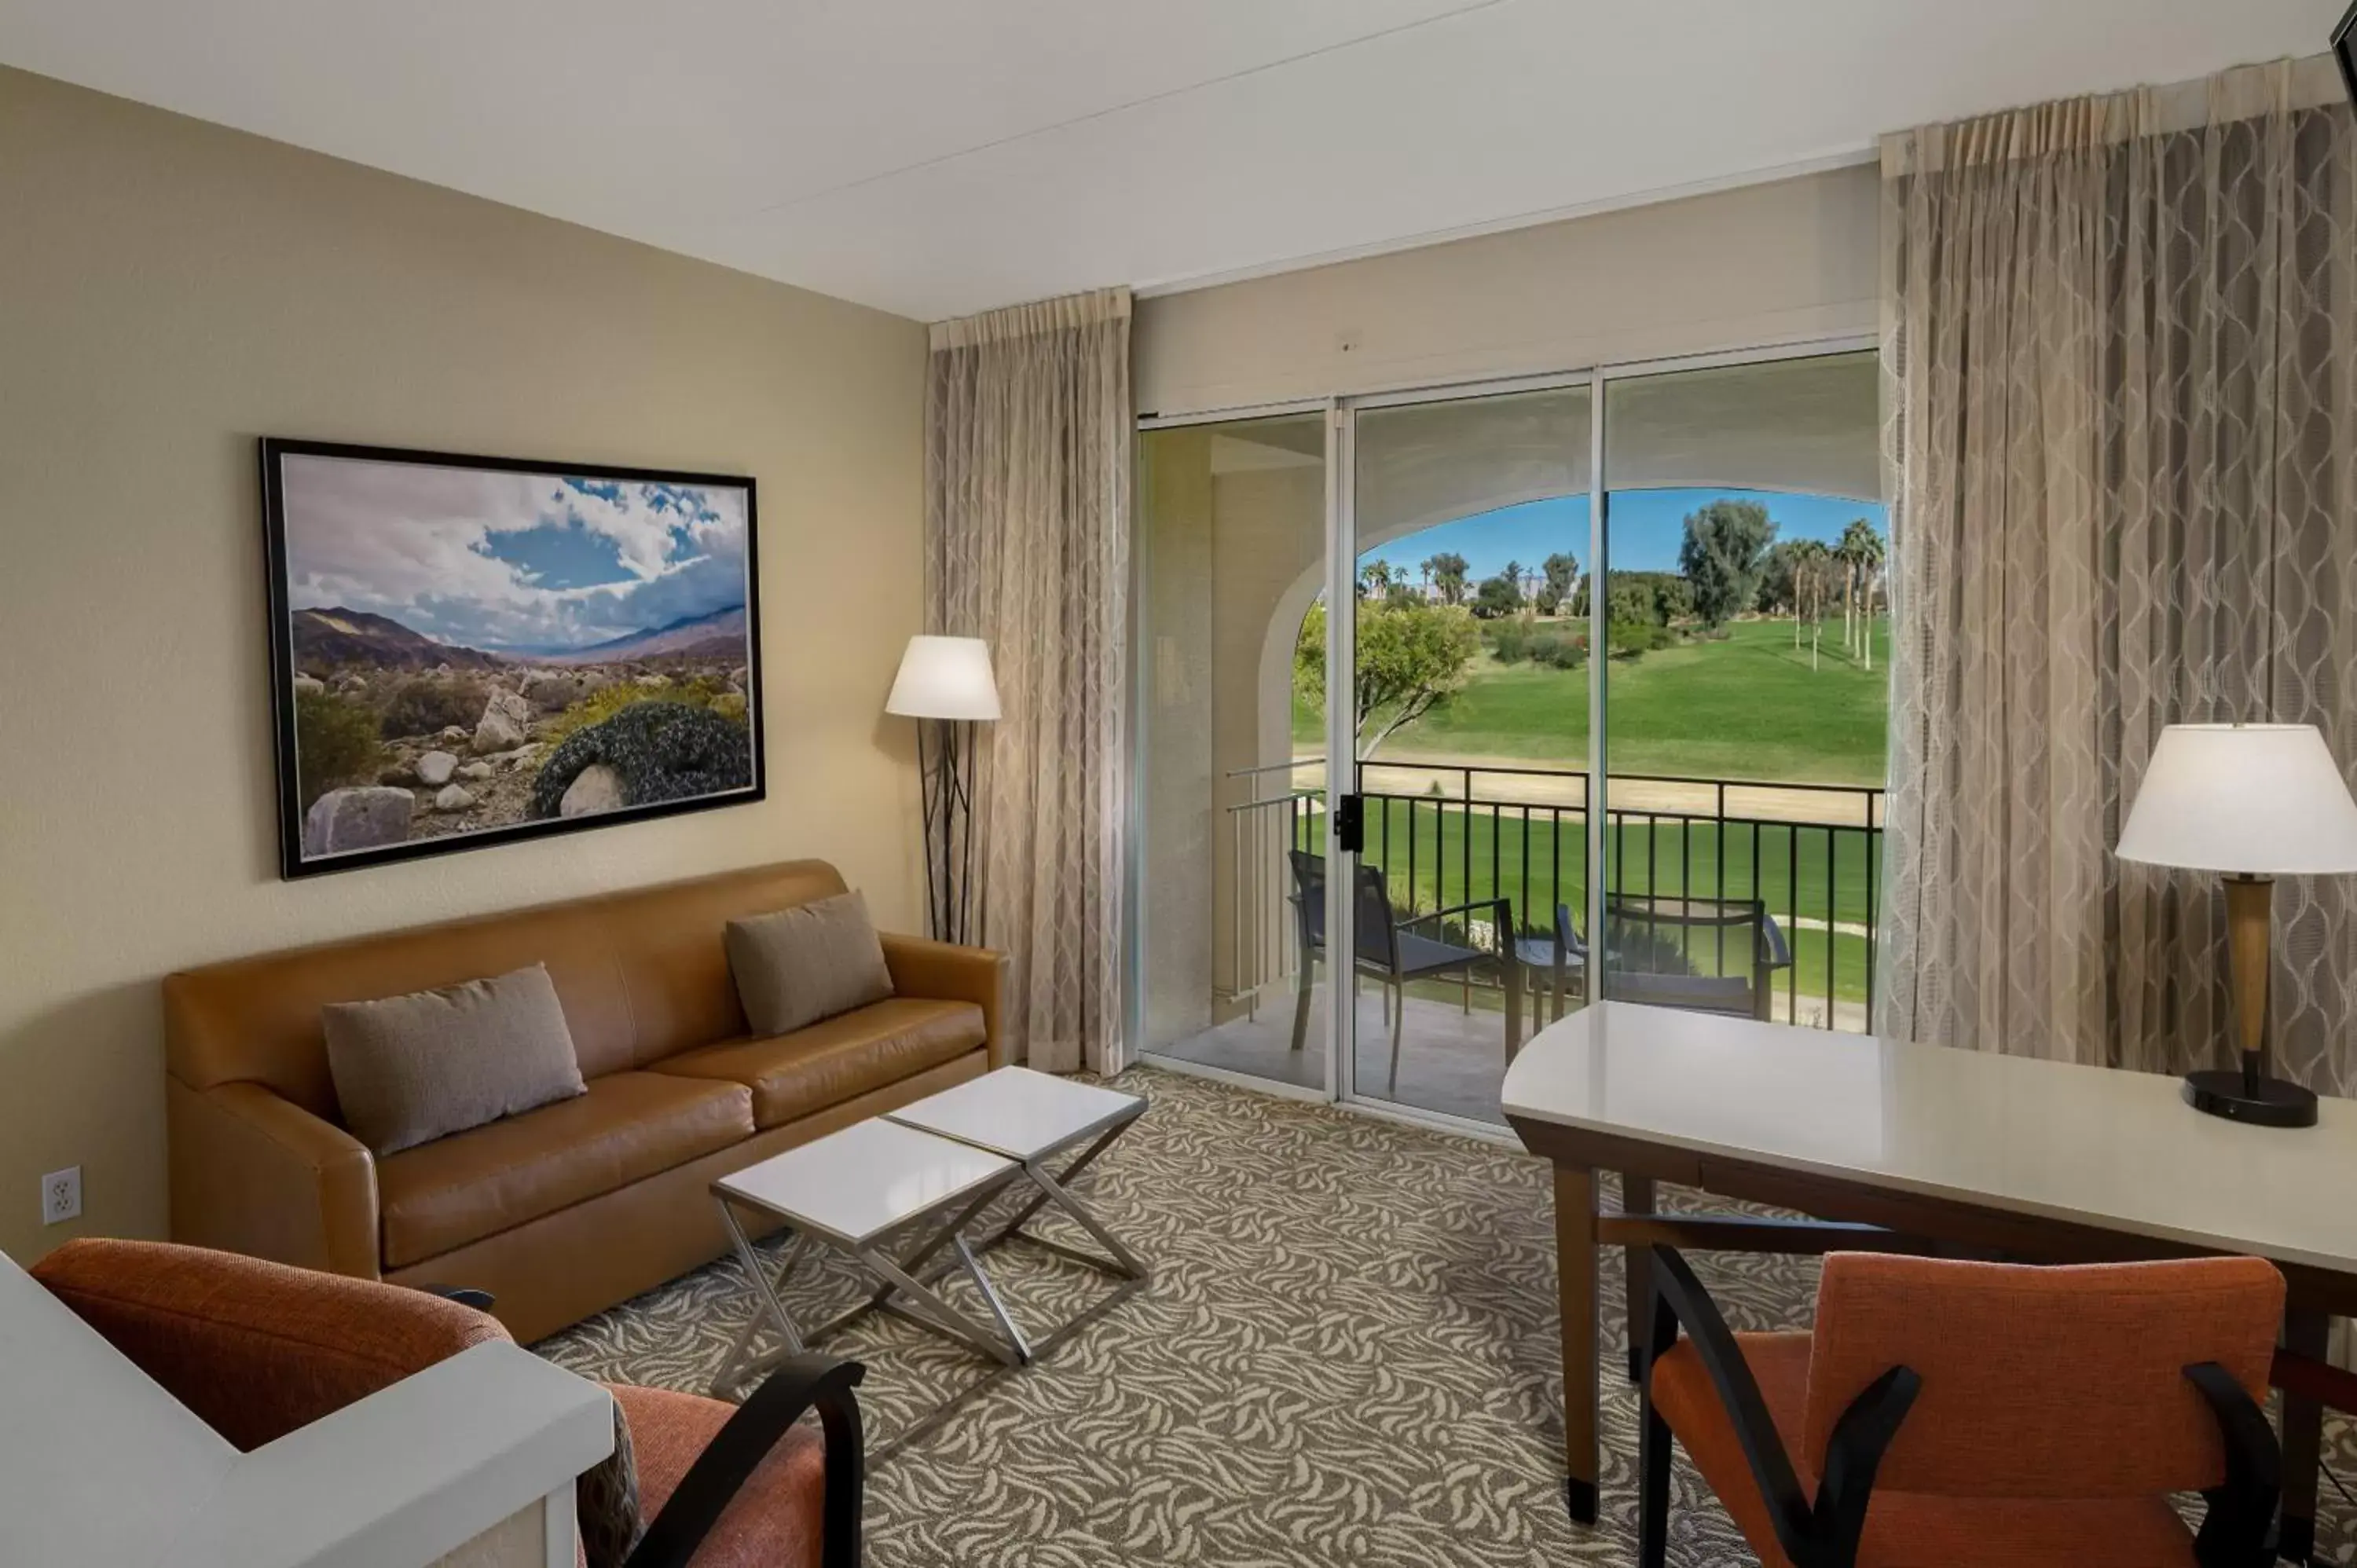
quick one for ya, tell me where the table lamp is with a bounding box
[2115,723,2357,1127]
[886,635,1000,946]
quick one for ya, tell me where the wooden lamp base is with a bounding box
[2183,874,2319,1130]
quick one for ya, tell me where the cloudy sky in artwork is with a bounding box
[280,455,750,652]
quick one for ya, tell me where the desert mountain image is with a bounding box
[291,606,505,674]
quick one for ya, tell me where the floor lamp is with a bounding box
[2116,723,2357,1128]
[886,635,1001,947]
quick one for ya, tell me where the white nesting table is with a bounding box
[710,1068,1150,1409]
[887,1066,1150,1291]
[711,1118,1028,1398]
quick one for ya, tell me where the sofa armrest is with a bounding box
[879,934,1010,1069]
[168,1078,380,1280]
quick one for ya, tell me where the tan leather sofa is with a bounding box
[164,860,1007,1343]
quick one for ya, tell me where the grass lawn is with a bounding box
[1296,615,1891,786]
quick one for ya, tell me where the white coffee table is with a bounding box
[709,1118,1030,1399]
[708,1068,1150,1407]
[886,1066,1149,1293]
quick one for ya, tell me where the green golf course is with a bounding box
[1298,614,1890,785]
[1285,613,1891,1012]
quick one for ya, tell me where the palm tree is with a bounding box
[1791,540,1833,669]
[1424,551,1469,606]
[1836,518,1880,663]
[1843,521,1887,671]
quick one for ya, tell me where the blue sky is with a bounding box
[284,460,750,653]
[1360,488,1887,581]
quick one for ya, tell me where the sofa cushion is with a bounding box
[322,963,588,1156]
[724,890,894,1036]
[379,1072,753,1269]
[651,998,985,1130]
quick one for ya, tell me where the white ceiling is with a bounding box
[0,1,2342,321]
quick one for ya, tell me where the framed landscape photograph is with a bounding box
[261,438,763,878]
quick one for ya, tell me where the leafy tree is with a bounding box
[1357,559,1394,600]
[1472,573,1522,620]
[1295,599,1480,754]
[1757,540,1802,617]
[1677,500,1777,628]
[1607,577,1659,626]
[1423,551,1470,606]
[1537,551,1578,617]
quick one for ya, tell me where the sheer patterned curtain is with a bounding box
[926,288,1131,1074]
[1879,58,2357,1091]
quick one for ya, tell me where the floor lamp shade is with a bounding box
[887,636,1002,721]
[2116,724,2357,1127]
[889,636,999,946]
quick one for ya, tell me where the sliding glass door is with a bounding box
[1341,382,1593,1124]
[1131,342,1886,1127]
[1134,410,1333,1097]
[1597,350,1884,1032]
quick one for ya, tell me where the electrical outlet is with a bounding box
[41,1166,81,1226]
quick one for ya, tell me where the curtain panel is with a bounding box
[1878,58,2357,1090]
[925,287,1132,1074]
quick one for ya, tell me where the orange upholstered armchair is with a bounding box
[1638,1247,2284,1568]
[30,1238,864,1568]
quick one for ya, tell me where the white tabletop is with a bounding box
[1501,1002,2357,1277]
[717,1117,1017,1245]
[887,1065,1145,1161]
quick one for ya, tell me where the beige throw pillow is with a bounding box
[322,963,587,1156]
[726,890,894,1036]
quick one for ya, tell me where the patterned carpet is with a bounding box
[537,1065,2356,1566]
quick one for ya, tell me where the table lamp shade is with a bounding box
[885,636,1001,721]
[2117,724,2357,875]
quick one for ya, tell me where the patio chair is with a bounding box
[1512,901,1588,1025]
[1285,849,1519,1090]
[1601,893,1793,1023]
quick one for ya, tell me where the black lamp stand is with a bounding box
[915,718,980,947]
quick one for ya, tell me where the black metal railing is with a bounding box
[1224,758,1883,1031]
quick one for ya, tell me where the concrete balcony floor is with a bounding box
[1148,974,1868,1127]
[1146,977,1549,1127]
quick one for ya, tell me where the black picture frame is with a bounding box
[2337,0,2357,112]
[261,437,764,879]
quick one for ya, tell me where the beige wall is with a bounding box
[0,67,927,1262]
[1135,163,1879,416]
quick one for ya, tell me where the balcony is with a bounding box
[1149,757,1883,1126]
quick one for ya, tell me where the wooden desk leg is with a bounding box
[2279,1306,2327,1566]
[1555,1162,1600,1525]
[1621,1174,1656,1386]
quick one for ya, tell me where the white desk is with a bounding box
[1501,1002,2357,1559]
